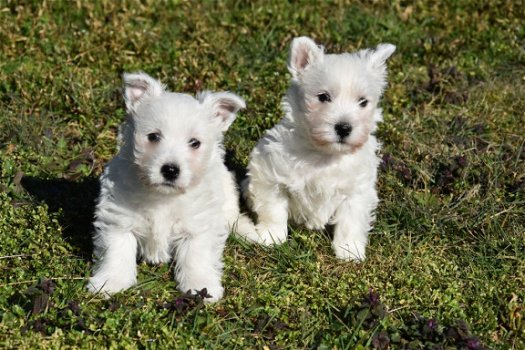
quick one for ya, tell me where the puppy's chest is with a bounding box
[137,205,185,239]
[285,164,353,229]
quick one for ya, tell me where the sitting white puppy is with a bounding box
[88,72,252,302]
[242,37,395,261]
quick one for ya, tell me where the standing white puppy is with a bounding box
[88,72,252,302]
[242,37,395,261]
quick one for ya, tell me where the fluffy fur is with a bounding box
[241,37,395,261]
[87,72,253,302]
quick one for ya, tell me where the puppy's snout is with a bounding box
[335,122,352,139]
[161,163,180,181]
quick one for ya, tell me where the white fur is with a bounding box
[241,37,395,261]
[87,72,253,302]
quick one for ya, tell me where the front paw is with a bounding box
[332,240,367,262]
[142,249,171,265]
[230,215,257,238]
[201,285,224,303]
[254,223,288,246]
[87,274,136,297]
[178,279,224,303]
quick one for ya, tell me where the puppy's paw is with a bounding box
[87,274,136,297]
[202,285,224,304]
[142,249,171,265]
[254,223,288,246]
[178,279,224,303]
[230,214,257,238]
[332,240,367,262]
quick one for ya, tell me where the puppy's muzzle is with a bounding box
[161,163,180,182]
[335,122,352,140]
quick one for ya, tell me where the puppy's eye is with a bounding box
[317,92,331,103]
[147,132,161,143]
[358,97,368,108]
[189,138,201,149]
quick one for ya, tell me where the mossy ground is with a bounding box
[0,1,523,349]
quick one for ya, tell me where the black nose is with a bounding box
[335,122,352,139]
[160,163,180,181]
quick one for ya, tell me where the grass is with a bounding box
[0,0,524,348]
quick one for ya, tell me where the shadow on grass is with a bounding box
[21,176,99,260]
[17,149,249,261]
[224,149,247,186]
[224,149,252,212]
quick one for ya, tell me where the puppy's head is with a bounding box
[287,36,395,154]
[121,72,245,195]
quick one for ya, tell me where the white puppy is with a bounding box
[88,72,252,302]
[241,37,395,261]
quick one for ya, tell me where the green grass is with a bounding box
[1,0,524,348]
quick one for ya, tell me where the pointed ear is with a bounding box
[198,91,246,132]
[369,43,396,69]
[122,72,164,112]
[288,36,324,79]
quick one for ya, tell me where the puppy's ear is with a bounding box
[368,44,396,69]
[198,91,246,132]
[288,36,324,79]
[122,72,164,112]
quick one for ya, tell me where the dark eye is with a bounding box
[358,97,368,108]
[189,138,201,149]
[317,92,331,103]
[147,132,161,143]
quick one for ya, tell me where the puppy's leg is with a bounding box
[245,178,289,245]
[332,189,378,261]
[222,168,256,237]
[174,229,227,303]
[88,230,138,296]
[142,225,171,265]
